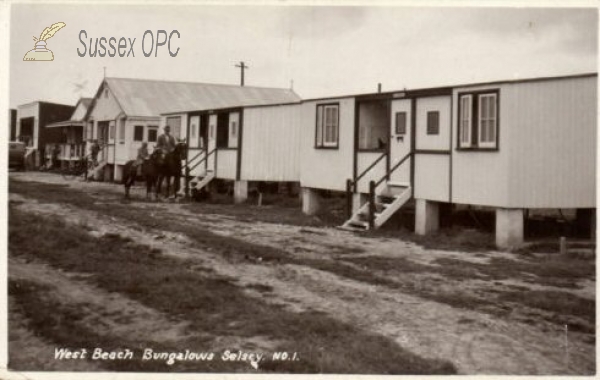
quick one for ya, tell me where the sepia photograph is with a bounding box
[2,1,597,378]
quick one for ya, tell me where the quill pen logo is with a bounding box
[23,22,66,61]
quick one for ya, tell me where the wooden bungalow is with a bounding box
[86,77,299,182]
[298,73,597,248]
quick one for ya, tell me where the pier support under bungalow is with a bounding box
[415,199,440,236]
[495,208,524,249]
[301,187,321,215]
[234,180,248,204]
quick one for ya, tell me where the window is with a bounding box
[478,94,497,148]
[147,126,158,142]
[427,111,439,135]
[134,125,144,141]
[458,91,498,150]
[395,112,407,135]
[109,124,115,140]
[459,95,472,148]
[315,104,339,148]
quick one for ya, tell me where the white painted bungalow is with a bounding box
[159,92,302,202]
[85,77,299,181]
[297,73,596,248]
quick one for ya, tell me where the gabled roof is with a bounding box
[70,97,93,121]
[103,77,301,117]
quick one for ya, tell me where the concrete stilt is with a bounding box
[495,208,524,249]
[415,199,440,235]
[114,164,124,183]
[302,187,321,215]
[234,180,248,204]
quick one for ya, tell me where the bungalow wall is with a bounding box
[505,75,596,208]
[451,74,596,209]
[299,97,355,192]
[241,104,303,182]
[451,83,512,207]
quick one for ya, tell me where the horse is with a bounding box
[123,150,161,200]
[156,142,186,199]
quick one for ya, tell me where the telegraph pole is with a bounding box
[235,61,249,86]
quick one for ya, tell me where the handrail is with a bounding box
[187,149,205,165]
[183,147,217,199]
[352,151,387,190]
[187,148,216,172]
[374,152,412,188]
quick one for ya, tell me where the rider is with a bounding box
[156,125,176,155]
[133,142,150,174]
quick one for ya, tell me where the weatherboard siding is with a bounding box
[505,76,597,208]
[216,150,237,180]
[241,104,302,182]
[355,152,387,194]
[90,86,122,122]
[299,98,355,192]
[414,154,450,202]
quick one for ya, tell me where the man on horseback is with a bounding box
[156,125,176,155]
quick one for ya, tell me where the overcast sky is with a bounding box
[8,3,598,109]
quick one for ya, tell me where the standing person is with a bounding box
[52,144,61,169]
[156,125,176,154]
[90,139,100,167]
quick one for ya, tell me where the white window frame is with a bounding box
[477,93,497,149]
[316,104,339,148]
[458,94,472,148]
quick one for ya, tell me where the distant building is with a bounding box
[15,101,75,166]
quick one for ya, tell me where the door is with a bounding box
[389,99,412,184]
[207,114,217,172]
[97,121,109,161]
[189,116,200,148]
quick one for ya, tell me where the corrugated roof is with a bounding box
[104,77,301,117]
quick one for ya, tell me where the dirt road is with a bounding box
[7,172,596,375]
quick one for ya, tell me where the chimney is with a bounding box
[377,83,382,93]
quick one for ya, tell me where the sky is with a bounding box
[7,3,598,109]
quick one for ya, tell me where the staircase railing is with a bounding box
[345,151,387,219]
[183,147,217,198]
[83,144,107,180]
[366,151,413,228]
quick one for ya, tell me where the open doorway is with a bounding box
[357,99,389,151]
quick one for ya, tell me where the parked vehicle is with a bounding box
[9,141,26,170]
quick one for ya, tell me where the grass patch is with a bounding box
[365,226,497,253]
[9,205,456,374]
[498,290,595,333]
[432,255,594,288]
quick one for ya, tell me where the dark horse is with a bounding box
[156,142,186,199]
[123,150,161,199]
